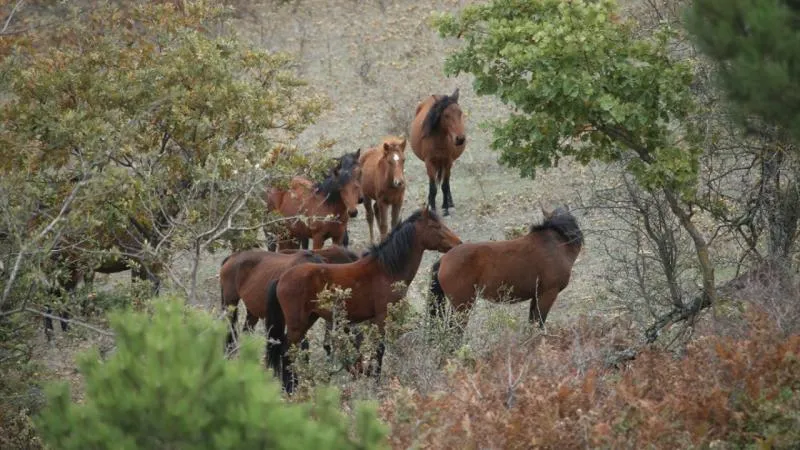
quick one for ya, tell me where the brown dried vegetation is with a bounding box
[381,308,800,449]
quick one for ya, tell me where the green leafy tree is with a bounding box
[685,0,800,140]
[36,297,388,449]
[435,0,717,329]
[0,1,327,303]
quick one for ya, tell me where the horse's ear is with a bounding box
[383,141,391,153]
[399,137,407,150]
[355,148,361,159]
[539,200,552,219]
[450,88,460,103]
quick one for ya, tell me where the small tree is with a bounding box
[36,297,387,449]
[435,0,715,336]
[0,1,328,304]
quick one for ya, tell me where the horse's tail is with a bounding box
[265,279,286,377]
[428,258,446,320]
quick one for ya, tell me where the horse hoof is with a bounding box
[443,209,450,217]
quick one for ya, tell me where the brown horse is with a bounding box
[410,88,466,216]
[265,207,462,393]
[429,205,583,331]
[359,136,407,243]
[220,245,358,350]
[265,150,362,250]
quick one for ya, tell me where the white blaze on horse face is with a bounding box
[392,154,400,162]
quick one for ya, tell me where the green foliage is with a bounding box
[36,297,388,449]
[0,1,327,272]
[686,0,800,140]
[435,0,701,196]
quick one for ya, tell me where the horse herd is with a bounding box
[221,89,584,393]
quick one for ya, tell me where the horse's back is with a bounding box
[439,238,555,303]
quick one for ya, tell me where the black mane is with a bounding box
[529,208,584,246]
[365,209,435,276]
[314,150,360,204]
[422,93,459,138]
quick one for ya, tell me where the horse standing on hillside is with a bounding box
[410,88,466,216]
[359,136,407,243]
[219,245,358,351]
[265,207,462,393]
[429,205,583,331]
[42,222,165,340]
[265,150,362,250]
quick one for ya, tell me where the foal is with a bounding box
[359,136,407,243]
[429,206,583,330]
[266,207,462,393]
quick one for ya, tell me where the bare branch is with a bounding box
[1,178,87,310]
[1,0,25,35]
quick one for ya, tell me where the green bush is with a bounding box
[35,296,388,450]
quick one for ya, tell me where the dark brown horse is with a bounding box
[265,151,362,250]
[429,205,583,330]
[359,136,407,243]
[220,245,358,350]
[265,207,462,393]
[410,88,466,216]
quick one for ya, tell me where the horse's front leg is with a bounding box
[311,233,325,250]
[424,160,438,211]
[377,201,390,241]
[363,199,376,243]
[442,162,455,214]
[369,313,388,381]
[390,201,402,229]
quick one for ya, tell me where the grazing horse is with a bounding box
[429,205,583,331]
[410,88,466,216]
[359,136,407,243]
[219,245,359,351]
[265,150,362,250]
[265,207,462,393]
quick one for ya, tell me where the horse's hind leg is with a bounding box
[364,199,376,243]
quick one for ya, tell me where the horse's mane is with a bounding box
[366,208,434,276]
[422,93,459,138]
[314,150,360,204]
[529,208,584,246]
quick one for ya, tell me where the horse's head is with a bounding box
[441,88,466,148]
[422,88,467,149]
[417,205,462,252]
[381,136,406,189]
[541,203,570,220]
[339,149,364,204]
[333,165,362,218]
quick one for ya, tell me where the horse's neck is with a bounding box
[527,232,582,264]
[311,191,346,218]
[396,239,426,285]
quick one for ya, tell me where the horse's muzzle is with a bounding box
[454,135,466,147]
[349,210,359,218]
[392,179,404,188]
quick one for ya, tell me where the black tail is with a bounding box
[265,280,285,378]
[428,258,446,320]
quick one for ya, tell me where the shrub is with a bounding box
[36,296,388,450]
[382,308,800,449]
